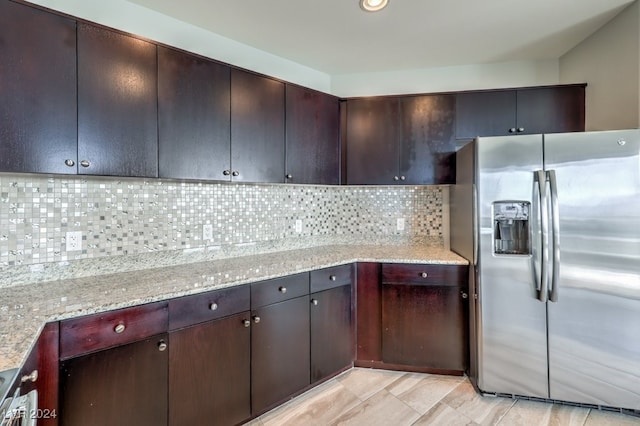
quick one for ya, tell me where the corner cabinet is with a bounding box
[0,0,77,175]
[345,94,456,185]
[455,85,585,139]
[77,23,159,177]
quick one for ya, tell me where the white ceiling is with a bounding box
[127,0,635,76]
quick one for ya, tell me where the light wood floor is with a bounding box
[245,368,640,426]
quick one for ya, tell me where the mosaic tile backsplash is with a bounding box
[0,174,445,286]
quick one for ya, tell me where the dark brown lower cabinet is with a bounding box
[310,285,353,383]
[168,312,251,426]
[251,296,310,415]
[382,264,469,374]
[382,278,468,373]
[59,334,168,426]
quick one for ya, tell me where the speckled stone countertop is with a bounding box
[0,244,467,372]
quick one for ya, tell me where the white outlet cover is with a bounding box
[203,224,214,241]
[295,219,303,233]
[396,218,405,231]
[66,231,82,252]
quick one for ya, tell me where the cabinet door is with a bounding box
[285,85,340,184]
[455,91,516,139]
[77,23,158,177]
[169,312,250,426]
[17,322,59,426]
[0,1,77,174]
[231,69,285,183]
[346,98,400,184]
[400,95,456,184]
[59,334,168,426]
[516,86,585,135]
[158,47,231,181]
[310,285,353,383]
[355,263,382,363]
[382,283,467,372]
[251,296,310,414]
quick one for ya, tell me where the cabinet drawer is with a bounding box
[169,285,250,330]
[310,264,352,293]
[60,302,168,360]
[382,264,467,287]
[251,273,309,308]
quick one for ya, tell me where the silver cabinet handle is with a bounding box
[420,272,428,278]
[114,323,126,334]
[329,275,336,281]
[223,170,231,176]
[253,316,261,324]
[509,128,516,133]
[80,160,90,168]
[21,370,38,383]
[285,174,292,180]
[65,159,75,167]
[209,302,218,311]
[393,176,399,181]
[517,127,525,133]
[158,340,167,352]
[461,291,469,299]
[243,319,251,328]
[400,176,406,181]
[232,171,239,177]
[548,170,560,303]
[536,170,549,303]
[311,299,318,306]
[278,286,287,294]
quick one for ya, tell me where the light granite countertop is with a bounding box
[0,244,467,372]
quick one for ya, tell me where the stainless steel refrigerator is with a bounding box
[450,129,640,410]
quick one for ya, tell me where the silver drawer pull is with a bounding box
[158,340,167,352]
[210,302,218,311]
[329,275,336,281]
[311,299,318,306]
[21,370,38,383]
[253,316,261,324]
[80,159,90,168]
[420,272,428,278]
[243,319,251,328]
[114,323,126,334]
[278,286,287,294]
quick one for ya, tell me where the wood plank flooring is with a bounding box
[245,368,640,425]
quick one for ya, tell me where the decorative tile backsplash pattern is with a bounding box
[0,174,445,281]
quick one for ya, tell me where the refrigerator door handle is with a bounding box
[547,169,560,302]
[535,170,549,303]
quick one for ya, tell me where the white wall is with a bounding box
[330,59,560,97]
[26,0,561,97]
[560,1,640,130]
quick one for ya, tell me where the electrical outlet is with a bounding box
[66,231,82,252]
[203,224,214,241]
[295,219,303,233]
[396,218,405,231]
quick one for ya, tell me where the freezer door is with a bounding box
[545,130,640,409]
[476,135,549,398]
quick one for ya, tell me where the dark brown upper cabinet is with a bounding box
[456,85,585,139]
[346,94,456,185]
[77,23,158,178]
[158,47,231,181]
[231,69,285,183]
[0,0,77,174]
[399,95,456,184]
[285,85,340,185]
[346,97,400,185]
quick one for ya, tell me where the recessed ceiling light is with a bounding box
[360,0,388,12]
